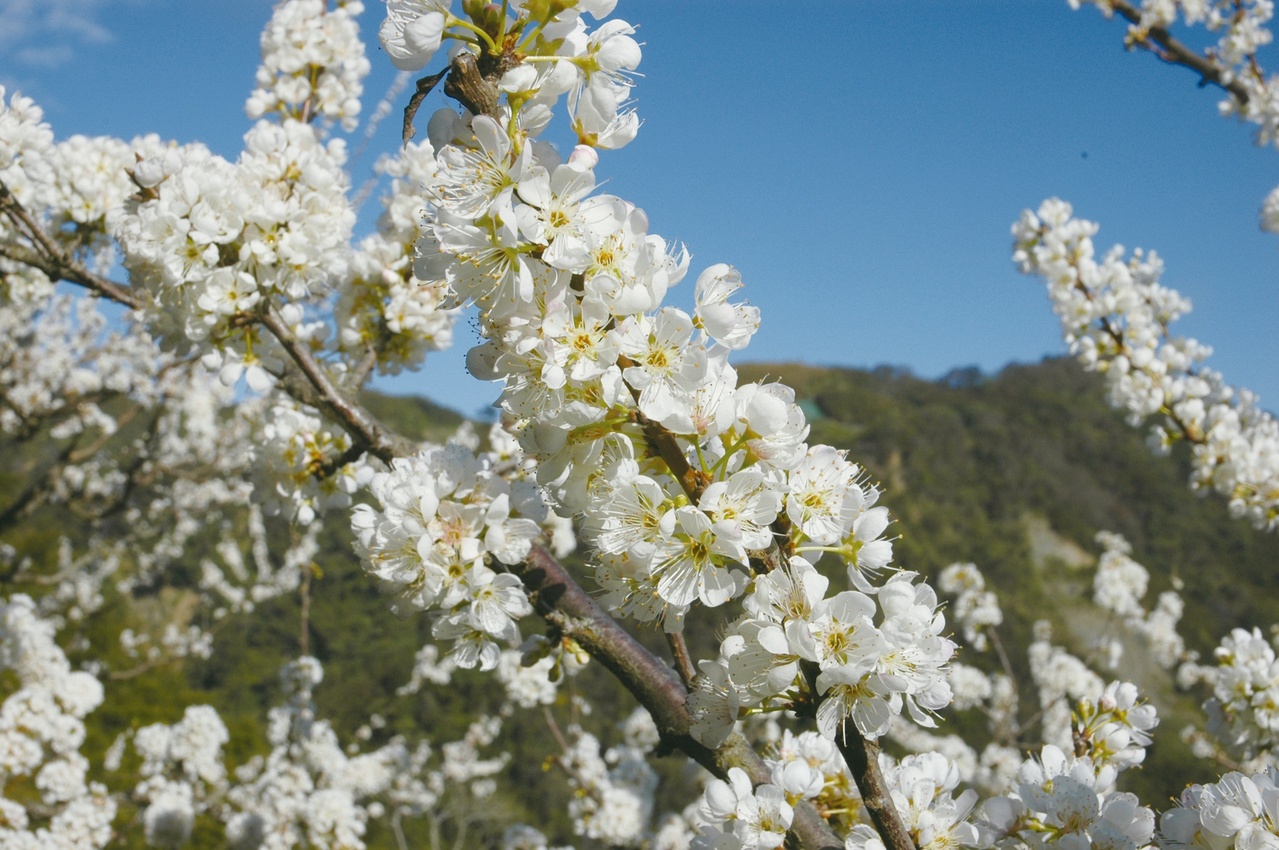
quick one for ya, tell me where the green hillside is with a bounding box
[7,360,1277,845]
[737,357,1279,803]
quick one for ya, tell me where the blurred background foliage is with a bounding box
[6,357,1279,846]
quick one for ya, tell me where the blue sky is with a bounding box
[4,0,1277,420]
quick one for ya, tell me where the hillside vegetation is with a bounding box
[9,358,1278,846]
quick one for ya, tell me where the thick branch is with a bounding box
[798,661,915,850]
[836,726,916,850]
[635,407,711,500]
[513,545,842,850]
[441,49,523,118]
[1103,0,1255,104]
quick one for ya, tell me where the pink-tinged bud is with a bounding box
[567,144,599,171]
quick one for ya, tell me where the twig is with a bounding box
[0,182,143,309]
[1102,0,1255,105]
[986,625,1017,693]
[541,705,570,751]
[797,661,915,850]
[260,306,418,464]
[391,812,410,850]
[346,341,381,395]
[666,632,697,688]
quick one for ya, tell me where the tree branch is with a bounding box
[666,632,697,688]
[403,68,449,145]
[512,545,842,850]
[798,661,915,850]
[0,182,143,310]
[1102,0,1255,105]
[835,725,916,850]
[260,306,418,464]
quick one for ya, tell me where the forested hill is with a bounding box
[735,357,1279,651]
[731,357,1279,804]
[369,355,1279,801]
[51,356,1279,847]
[272,357,1279,824]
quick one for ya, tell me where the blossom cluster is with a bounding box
[939,563,1004,652]
[974,681,1159,850]
[979,741,1156,850]
[219,658,424,850]
[1071,1,1279,159]
[256,400,373,524]
[0,86,55,202]
[112,120,354,363]
[555,718,659,846]
[927,556,1180,795]
[1014,198,1279,530]
[1072,681,1160,772]
[0,290,160,442]
[690,732,983,850]
[1160,766,1279,850]
[689,562,954,747]
[1089,532,1189,670]
[351,422,573,669]
[879,753,981,850]
[246,0,371,131]
[1,84,138,268]
[380,0,640,148]
[366,0,955,753]
[337,139,458,375]
[0,595,115,850]
[1196,626,1279,760]
[695,766,796,850]
[124,655,505,850]
[133,704,231,848]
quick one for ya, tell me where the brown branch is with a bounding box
[1102,0,1255,105]
[797,661,915,850]
[260,306,417,464]
[634,406,711,500]
[0,182,143,310]
[666,632,697,688]
[443,53,498,117]
[835,724,917,850]
[512,545,842,850]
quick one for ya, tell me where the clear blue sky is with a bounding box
[4,0,1276,420]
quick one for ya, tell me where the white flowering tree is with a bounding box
[4,1,1279,850]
